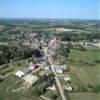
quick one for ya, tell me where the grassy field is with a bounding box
[68,48,100,85]
[68,48,100,63]
[69,92,99,100]
[84,64,100,85]
[67,48,100,100]
[0,75,42,100]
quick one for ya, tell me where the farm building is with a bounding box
[15,71,25,78]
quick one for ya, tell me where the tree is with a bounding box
[56,43,70,62]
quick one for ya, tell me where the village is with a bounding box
[13,34,72,100]
[0,31,99,100]
[0,19,100,100]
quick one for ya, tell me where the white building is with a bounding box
[47,85,56,91]
[44,66,50,71]
[65,86,72,91]
[55,65,63,74]
[64,75,71,81]
[15,71,25,78]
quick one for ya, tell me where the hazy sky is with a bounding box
[0,0,99,19]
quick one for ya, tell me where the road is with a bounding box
[48,57,66,100]
[42,46,66,100]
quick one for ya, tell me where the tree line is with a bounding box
[0,45,33,65]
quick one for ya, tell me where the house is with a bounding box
[29,66,35,70]
[60,64,67,70]
[41,56,50,65]
[29,61,36,66]
[29,62,39,69]
[42,56,48,62]
[64,75,71,81]
[44,66,50,71]
[47,85,56,91]
[22,68,31,73]
[22,67,33,73]
[15,71,25,78]
[64,85,72,91]
[55,65,63,74]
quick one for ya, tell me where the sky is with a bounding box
[0,0,99,19]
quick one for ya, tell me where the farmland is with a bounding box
[67,47,100,100]
[0,19,99,100]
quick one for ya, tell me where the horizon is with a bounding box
[0,0,99,20]
[0,18,99,21]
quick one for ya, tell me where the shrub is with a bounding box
[95,59,100,63]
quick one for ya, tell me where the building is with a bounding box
[60,64,68,70]
[47,85,56,91]
[29,62,39,69]
[44,66,50,71]
[64,75,71,81]
[64,85,72,91]
[55,65,63,74]
[15,71,25,78]
[22,67,32,73]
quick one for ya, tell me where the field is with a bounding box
[68,48,100,63]
[69,92,99,100]
[67,48,100,100]
[0,75,42,100]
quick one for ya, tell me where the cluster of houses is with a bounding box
[62,39,100,48]
[15,62,39,78]
[48,37,61,56]
[14,36,73,93]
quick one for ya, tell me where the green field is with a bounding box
[67,48,100,100]
[0,75,42,100]
[68,48,100,63]
[69,92,99,100]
